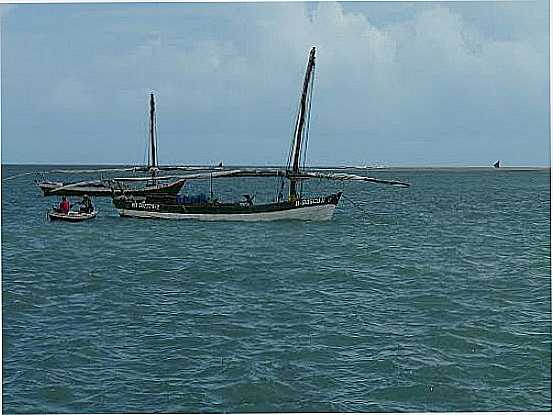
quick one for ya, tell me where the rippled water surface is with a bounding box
[2,165,551,413]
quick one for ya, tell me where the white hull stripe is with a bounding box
[118,203,337,222]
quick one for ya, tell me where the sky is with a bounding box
[1,1,550,166]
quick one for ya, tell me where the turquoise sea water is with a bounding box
[2,165,551,413]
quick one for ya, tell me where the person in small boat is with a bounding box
[242,194,254,207]
[58,196,70,214]
[79,195,94,213]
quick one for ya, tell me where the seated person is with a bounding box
[58,196,70,214]
[79,195,94,213]
[242,194,254,207]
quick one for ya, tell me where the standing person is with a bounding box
[59,196,70,214]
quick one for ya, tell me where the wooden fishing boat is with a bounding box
[47,209,97,222]
[112,47,409,222]
[38,177,185,197]
[116,191,343,221]
[35,94,191,197]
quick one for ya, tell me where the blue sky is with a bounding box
[1,1,550,166]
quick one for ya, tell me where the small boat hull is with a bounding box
[114,192,342,222]
[48,210,97,222]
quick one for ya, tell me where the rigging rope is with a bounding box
[299,69,315,198]
[143,105,149,167]
[286,104,302,171]
[154,105,159,167]
[282,80,304,199]
[302,70,315,172]
[340,193,374,217]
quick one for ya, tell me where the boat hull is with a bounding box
[39,182,111,196]
[48,210,97,222]
[114,192,342,222]
[37,179,185,197]
[118,203,337,221]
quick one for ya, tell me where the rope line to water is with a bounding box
[341,193,373,216]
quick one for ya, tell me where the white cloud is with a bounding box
[2,2,549,165]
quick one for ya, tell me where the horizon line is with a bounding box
[1,162,551,169]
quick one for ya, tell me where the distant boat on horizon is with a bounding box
[494,160,501,168]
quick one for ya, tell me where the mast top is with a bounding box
[149,93,155,119]
[291,47,316,171]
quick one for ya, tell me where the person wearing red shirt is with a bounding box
[59,197,70,214]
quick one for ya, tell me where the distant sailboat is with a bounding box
[35,94,187,197]
[493,160,500,168]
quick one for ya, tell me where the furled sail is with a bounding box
[156,165,225,172]
[110,168,409,187]
[112,169,287,182]
[10,165,222,183]
[3,167,139,182]
[45,180,107,194]
[49,180,106,189]
[294,171,410,187]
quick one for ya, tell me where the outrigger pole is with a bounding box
[288,47,316,201]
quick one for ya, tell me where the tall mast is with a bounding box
[289,47,316,199]
[148,93,158,178]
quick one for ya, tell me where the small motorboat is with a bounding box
[47,208,97,222]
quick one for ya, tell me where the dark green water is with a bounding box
[2,165,551,412]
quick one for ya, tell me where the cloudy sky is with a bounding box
[1,1,549,166]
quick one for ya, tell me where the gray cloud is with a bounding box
[2,2,549,166]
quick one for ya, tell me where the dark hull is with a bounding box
[37,179,185,197]
[113,192,342,221]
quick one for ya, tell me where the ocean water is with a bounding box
[2,165,551,413]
